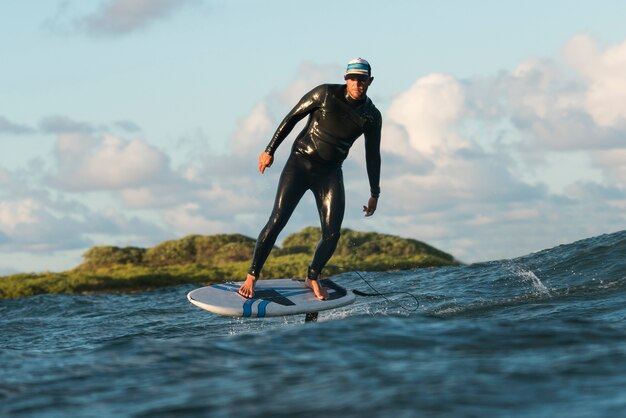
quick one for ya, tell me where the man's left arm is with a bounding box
[363,109,382,217]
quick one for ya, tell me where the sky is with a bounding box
[2,0,626,275]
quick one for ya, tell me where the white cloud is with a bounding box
[0,195,161,253]
[489,36,626,156]
[78,0,200,36]
[0,163,169,260]
[386,73,469,156]
[277,61,342,106]
[0,199,39,233]
[162,203,229,234]
[119,186,179,209]
[231,102,274,155]
[564,35,626,127]
[50,134,170,191]
[590,149,626,188]
[509,58,576,116]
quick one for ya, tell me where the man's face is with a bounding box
[345,76,373,100]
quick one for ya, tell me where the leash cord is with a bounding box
[351,270,420,312]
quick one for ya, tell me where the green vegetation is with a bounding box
[0,227,458,299]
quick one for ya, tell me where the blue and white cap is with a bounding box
[344,57,371,80]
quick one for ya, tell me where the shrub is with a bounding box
[79,246,146,271]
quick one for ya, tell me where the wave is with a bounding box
[415,230,626,320]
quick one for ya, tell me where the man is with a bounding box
[238,57,382,301]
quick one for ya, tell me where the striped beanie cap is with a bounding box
[344,57,371,80]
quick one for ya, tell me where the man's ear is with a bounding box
[368,77,374,86]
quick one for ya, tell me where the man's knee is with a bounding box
[322,229,341,245]
[266,212,290,232]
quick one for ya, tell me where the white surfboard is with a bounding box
[187,278,355,319]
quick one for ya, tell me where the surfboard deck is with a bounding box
[187,278,355,319]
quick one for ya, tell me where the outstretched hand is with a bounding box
[258,152,273,174]
[363,196,378,217]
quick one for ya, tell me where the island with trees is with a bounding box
[0,227,459,299]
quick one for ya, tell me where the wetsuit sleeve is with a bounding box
[364,108,382,198]
[264,85,325,156]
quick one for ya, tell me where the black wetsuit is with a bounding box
[248,83,382,279]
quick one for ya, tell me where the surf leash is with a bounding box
[351,270,420,312]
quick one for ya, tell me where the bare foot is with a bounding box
[305,278,328,300]
[238,274,257,299]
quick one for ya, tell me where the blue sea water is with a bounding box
[2,231,626,418]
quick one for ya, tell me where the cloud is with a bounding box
[473,41,626,155]
[0,116,34,135]
[276,61,343,106]
[231,102,274,155]
[114,120,142,133]
[77,0,200,36]
[0,161,169,258]
[590,149,626,188]
[0,194,166,253]
[564,35,626,127]
[38,115,142,136]
[0,167,11,186]
[161,203,232,235]
[386,73,469,155]
[49,133,170,191]
[119,185,184,209]
[39,115,98,134]
[0,199,38,233]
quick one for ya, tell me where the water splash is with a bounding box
[512,267,551,296]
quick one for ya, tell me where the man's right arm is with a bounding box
[264,84,325,156]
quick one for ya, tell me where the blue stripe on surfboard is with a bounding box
[243,298,257,317]
[257,300,271,317]
[241,291,313,318]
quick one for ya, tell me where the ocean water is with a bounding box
[2,231,626,418]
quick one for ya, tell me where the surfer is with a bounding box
[238,58,382,301]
